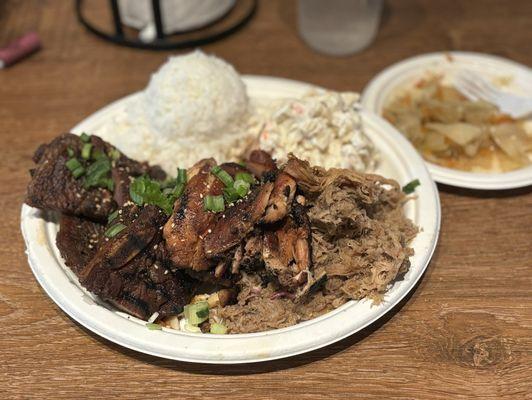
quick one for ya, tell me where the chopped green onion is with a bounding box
[402,179,421,194]
[65,158,82,172]
[104,223,126,238]
[81,143,92,159]
[211,165,234,187]
[172,182,185,198]
[184,301,209,325]
[210,323,227,334]
[84,158,112,189]
[103,178,114,191]
[204,195,225,212]
[72,166,85,179]
[91,148,107,161]
[223,187,240,204]
[80,132,90,143]
[129,176,146,205]
[177,168,187,184]
[129,175,176,215]
[107,210,119,224]
[235,172,255,184]
[234,179,250,197]
[67,147,75,157]
[108,148,121,161]
[146,323,162,330]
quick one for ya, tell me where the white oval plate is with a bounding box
[21,76,440,364]
[361,51,532,190]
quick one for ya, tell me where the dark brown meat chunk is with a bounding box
[262,172,296,223]
[79,205,191,319]
[26,134,115,222]
[245,150,277,178]
[25,133,165,222]
[262,204,313,290]
[56,215,104,275]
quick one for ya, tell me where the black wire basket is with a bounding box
[76,0,257,50]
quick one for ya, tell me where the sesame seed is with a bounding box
[207,229,212,233]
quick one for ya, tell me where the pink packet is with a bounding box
[0,32,41,68]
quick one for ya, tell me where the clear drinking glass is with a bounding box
[298,0,383,56]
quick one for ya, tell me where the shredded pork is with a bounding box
[217,156,417,333]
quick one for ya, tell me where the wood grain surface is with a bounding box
[1,1,531,399]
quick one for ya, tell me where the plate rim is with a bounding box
[360,51,532,190]
[21,75,441,363]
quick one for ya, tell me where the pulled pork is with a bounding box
[217,156,417,333]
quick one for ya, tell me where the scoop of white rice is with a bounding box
[96,51,254,172]
[144,50,249,142]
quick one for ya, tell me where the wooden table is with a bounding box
[1,1,531,398]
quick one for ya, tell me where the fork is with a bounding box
[454,70,532,119]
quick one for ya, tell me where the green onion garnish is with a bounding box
[129,176,146,205]
[234,179,250,197]
[223,187,240,204]
[108,148,121,161]
[107,210,119,224]
[72,166,85,179]
[80,132,90,143]
[104,223,126,238]
[184,301,209,325]
[91,148,107,161]
[211,165,234,187]
[204,195,225,212]
[84,158,112,189]
[177,168,187,184]
[81,143,92,159]
[66,158,82,172]
[235,172,255,184]
[172,182,185,198]
[129,175,181,215]
[402,179,421,194]
[146,323,162,330]
[210,323,227,334]
[67,147,75,157]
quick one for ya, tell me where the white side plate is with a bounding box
[21,76,440,364]
[361,51,532,190]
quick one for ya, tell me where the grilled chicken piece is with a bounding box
[262,204,313,291]
[262,172,296,223]
[163,159,219,271]
[164,159,261,272]
[26,133,165,222]
[203,182,274,258]
[245,150,277,178]
[78,204,191,319]
[56,215,104,275]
